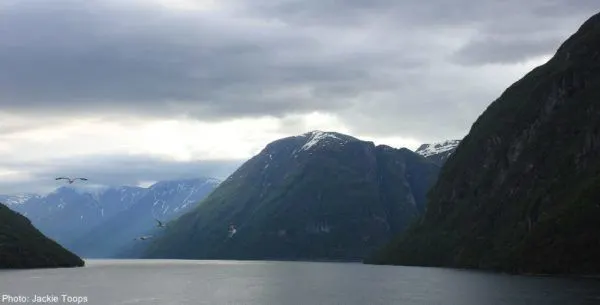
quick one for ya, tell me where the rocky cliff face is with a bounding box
[367,12,600,275]
[143,131,440,261]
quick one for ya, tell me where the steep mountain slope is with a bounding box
[367,12,600,275]
[0,203,84,269]
[415,140,461,166]
[68,178,220,258]
[143,131,440,261]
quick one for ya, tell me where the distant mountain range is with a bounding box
[415,140,461,165]
[143,131,441,261]
[367,11,600,275]
[70,178,220,258]
[5,177,221,258]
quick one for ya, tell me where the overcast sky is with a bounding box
[0,0,598,194]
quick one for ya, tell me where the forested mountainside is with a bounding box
[0,203,84,269]
[367,12,600,275]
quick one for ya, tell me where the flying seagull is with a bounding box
[155,218,166,228]
[55,177,88,184]
[228,224,237,238]
[134,235,153,241]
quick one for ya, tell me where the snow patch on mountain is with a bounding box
[58,199,66,209]
[293,131,360,155]
[300,130,344,151]
[415,140,461,157]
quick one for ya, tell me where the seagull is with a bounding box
[55,177,88,184]
[134,235,153,241]
[228,224,237,238]
[155,218,166,228]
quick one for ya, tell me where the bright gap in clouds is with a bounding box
[149,0,219,11]
[0,112,423,165]
[0,53,551,180]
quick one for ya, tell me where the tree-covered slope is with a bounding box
[143,131,440,261]
[0,203,84,269]
[366,12,600,275]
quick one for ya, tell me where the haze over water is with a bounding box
[1,260,600,305]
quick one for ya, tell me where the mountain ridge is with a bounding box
[143,131,441,261]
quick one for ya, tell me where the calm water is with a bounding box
[1,259,600,305]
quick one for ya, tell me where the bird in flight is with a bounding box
[55,177,89,184]
[134,235,153,241]
[155,218,166,228]
[228,224,237,238]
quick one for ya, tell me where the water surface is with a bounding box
[1,259,599,305]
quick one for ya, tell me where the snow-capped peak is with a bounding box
[299,130,344,151]
[415,140,461,157]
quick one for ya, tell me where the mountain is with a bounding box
[415,140,461,165]
[69,178,220,258]
[366,12,600,275]
[6,177,221,258]
[143,131,441,261]
[9,185,146,247]
[0,203,84,269]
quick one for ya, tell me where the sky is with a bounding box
[0,0,598,194]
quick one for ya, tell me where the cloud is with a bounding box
[2,0,595,125]
[452,36,564,66]
[0,154,243,195]
[0,0,598,193]
[0,0,425,121]
[0,113,422,194]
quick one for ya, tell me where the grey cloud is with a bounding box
[0,0,598,140]
[0,154,243,195]
[451,36,564,66]
[0,0,424,122]
[233,0,597,29]
[238,0,598,65]
[230,0,493,27]
[446,1,599,66]
[340,85,492,141]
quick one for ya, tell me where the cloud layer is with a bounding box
[0,0,598,193]
[0,153,242,194]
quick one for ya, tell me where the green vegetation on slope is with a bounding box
[367,12,600,275]
[143,133,440,261]
[0,203,84,269]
